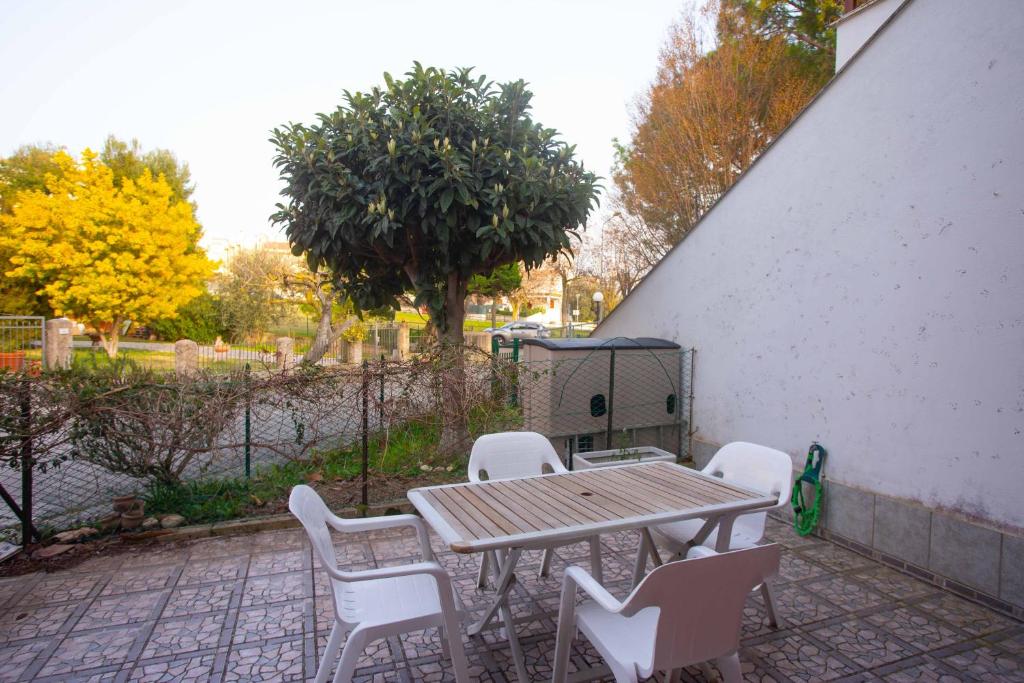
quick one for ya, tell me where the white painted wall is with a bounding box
[835,0,903,69]
[597,0,1024,530]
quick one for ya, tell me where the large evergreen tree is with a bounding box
[272,64,600,448]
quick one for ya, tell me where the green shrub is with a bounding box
[149,292,226,343]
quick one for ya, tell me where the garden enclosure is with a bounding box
[0,342,694,543]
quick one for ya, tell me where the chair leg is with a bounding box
[439,624,450,660]
[477,550,491,588]
[761,581,784,628]
[332,627,368,683]
[539,548,555,578]
[715,653,742,683]
[314,622,344,683]
[551,588,576,683]
[442,613,471,683]
[589,536,603,584]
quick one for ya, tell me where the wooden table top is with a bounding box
[408,461,777,553]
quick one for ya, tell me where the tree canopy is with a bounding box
[271,63,600,345]
[611,1,833,267]
[1,138,203,316]
[213,246,292,343]
[100,135,196,205]
[0,144,64,314]
[0,150,214,356]
[468,262,523,327]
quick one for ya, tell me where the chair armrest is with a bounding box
[329,560,449,583]
[323,561,464,617]
[563,565,623,613]
[326,513,433,560]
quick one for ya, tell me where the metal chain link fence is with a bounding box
[0,343,693,542]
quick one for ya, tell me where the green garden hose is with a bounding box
[791,443,826,536]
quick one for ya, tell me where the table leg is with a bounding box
[642,528,663,567]
[714,514,737,552]
[468,548,528,682]
[632,528,664,589]
[688,518,720,549]
[631,531,648,588]
[588,536,603,585]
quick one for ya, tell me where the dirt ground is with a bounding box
[0,469,460,578]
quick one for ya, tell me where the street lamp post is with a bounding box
[592,290,604,324]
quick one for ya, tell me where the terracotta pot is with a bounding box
[98,512,120,531]
[112,495,139,513]
[120,511,145,530]
[0,351,25,373]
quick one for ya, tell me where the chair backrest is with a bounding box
[623,544,781,674]
[289,485,342,576]
[468,431,566,482]
[704,442,793,542]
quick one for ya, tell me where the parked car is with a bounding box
[484,321,550,344]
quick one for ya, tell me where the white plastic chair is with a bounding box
[551,544,781,683]
[289,485,469,683]
[633,441,793,625]
[469,431,603,584]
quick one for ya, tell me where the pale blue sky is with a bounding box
[0,0,683,248]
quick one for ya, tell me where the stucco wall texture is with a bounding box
[597,0,1024,530]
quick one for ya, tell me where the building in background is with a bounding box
[520,263,563,326]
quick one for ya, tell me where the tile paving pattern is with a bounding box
[0,518,1020,682]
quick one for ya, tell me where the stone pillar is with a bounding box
[44,318,74,370]
[275,337,294,371]
[397,323,410,360]
[174,340,199,378]
[345,339,363,365]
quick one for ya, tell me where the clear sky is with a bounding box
[0,0,683,249]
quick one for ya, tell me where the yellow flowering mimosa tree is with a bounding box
[1,150,214,357]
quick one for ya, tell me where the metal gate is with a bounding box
[0,316,45,371]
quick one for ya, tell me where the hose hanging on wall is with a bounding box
[791,443,826,536]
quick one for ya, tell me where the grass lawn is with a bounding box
[73,347,177,370]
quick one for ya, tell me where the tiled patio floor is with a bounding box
[1,517,1021,682]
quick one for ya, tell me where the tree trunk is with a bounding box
[560,272,571,325]
[438,274,468,454]
[301,291,354,364]
[491,296,498,328]
[99,318,121,358]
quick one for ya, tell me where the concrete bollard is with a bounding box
[44,317,74,370]
[275,337,294,371]
[174,339,199,378]
[397,322,410,360]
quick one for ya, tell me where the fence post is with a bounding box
[360,360,369,517]
[346,338,363,366]
[19,380,33,547]
[275,337,294,371]
[44,318,74,370]
[605,346,616,451]
[397,323,410,360]
[244,363,252,479]
[174,339,199,378]
[687,349,696,461]
[378,355,386,429]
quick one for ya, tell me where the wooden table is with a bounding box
[408,462,776,681]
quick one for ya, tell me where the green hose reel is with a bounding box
[791,443,826,536]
